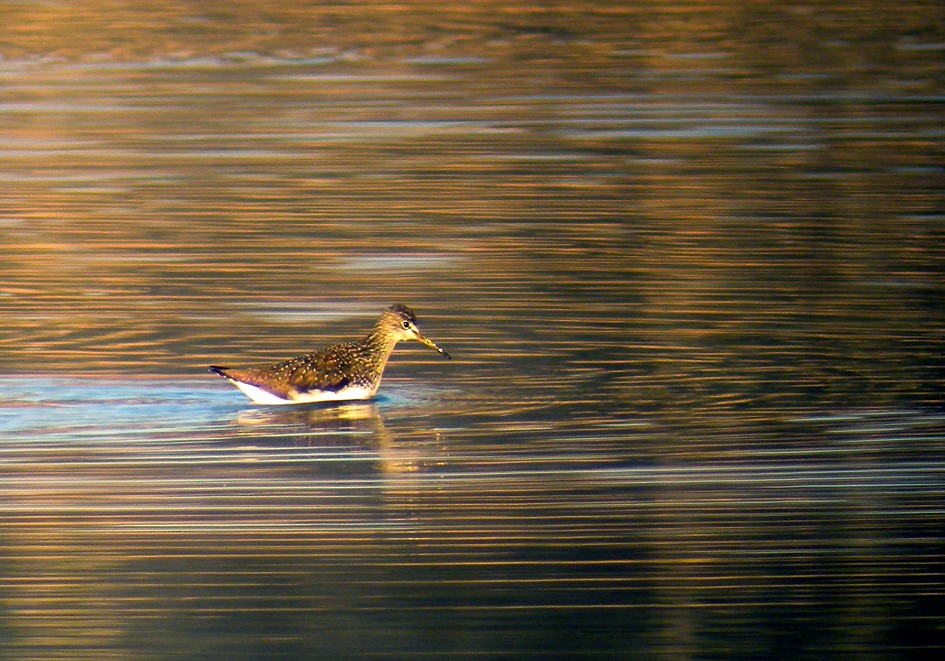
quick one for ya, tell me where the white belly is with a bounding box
[232,381,375,405]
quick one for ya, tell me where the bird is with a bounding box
[209,304,450,405]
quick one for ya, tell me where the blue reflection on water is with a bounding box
[0,377,235,435]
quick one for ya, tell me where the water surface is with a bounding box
[1,1,944,658]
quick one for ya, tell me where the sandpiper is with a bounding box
[209,304,450,405]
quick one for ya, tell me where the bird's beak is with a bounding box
[415,331,451,359]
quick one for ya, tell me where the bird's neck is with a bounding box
[364,327,399,363]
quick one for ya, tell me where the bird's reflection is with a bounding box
[225,400,434,474]
[234,400,382,429]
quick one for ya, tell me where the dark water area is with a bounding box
[1,1,944,658]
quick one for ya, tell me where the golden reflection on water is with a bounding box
[1,0,944,658]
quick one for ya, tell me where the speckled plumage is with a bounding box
[210,304,450,405]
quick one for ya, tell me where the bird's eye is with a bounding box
[402,321,410,329]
